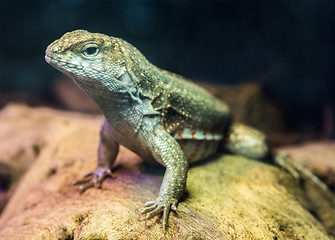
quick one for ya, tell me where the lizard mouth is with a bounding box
[44,52,60,67]
[45,46,55,64]
[44,52,84,72]
[45,47,71,68]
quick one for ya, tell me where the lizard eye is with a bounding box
[82,43,100,57]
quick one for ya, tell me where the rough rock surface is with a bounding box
[0,104,334,239]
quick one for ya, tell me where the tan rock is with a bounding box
[0,104,334,239]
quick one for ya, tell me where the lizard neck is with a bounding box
[73,75,144,134]
[120,39,170,98]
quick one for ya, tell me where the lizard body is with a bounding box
[45,30,326,230]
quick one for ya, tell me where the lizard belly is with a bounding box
[163,123,224,162]
[172,122,222,162]
[177,139,220,162]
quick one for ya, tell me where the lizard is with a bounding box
[45,30,330,231]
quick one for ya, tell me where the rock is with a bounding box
[0,104,334,239]
[0,104,102,211]
[199,82,285,134]
[51,76,100,113]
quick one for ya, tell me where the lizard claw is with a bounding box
[72,166,115,193]
[141,197,178,231]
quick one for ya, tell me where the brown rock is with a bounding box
[200,82,285,134]
[0,104,334,239]
[51,76,100,113]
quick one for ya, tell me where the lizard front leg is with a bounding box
[73,118,119,192]
[141,123,189,230]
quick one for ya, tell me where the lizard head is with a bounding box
[45,30,132,95]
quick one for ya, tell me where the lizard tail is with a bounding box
[273,152,330,192]
[273,152,335,234]
[223,122,332,194]
[223,122,270,160]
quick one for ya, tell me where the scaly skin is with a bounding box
[45,30,328,230]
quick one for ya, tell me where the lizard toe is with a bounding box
[78,182,94,193]
[141,203,158,215]
[162,204,171,231]
[144,200,156,207]
[142,197,178,230]
[145,206,163,220]
[72,166,114,193]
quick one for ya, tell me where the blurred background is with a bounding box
[0,0,334,140]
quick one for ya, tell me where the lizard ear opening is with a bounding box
[118,71,133,84]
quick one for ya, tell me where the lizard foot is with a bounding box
[72,166,115,193]
[274,152,330,192]
[141,197,178,231]
[273,152,300,180]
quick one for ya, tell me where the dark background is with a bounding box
[0,0,334,137]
